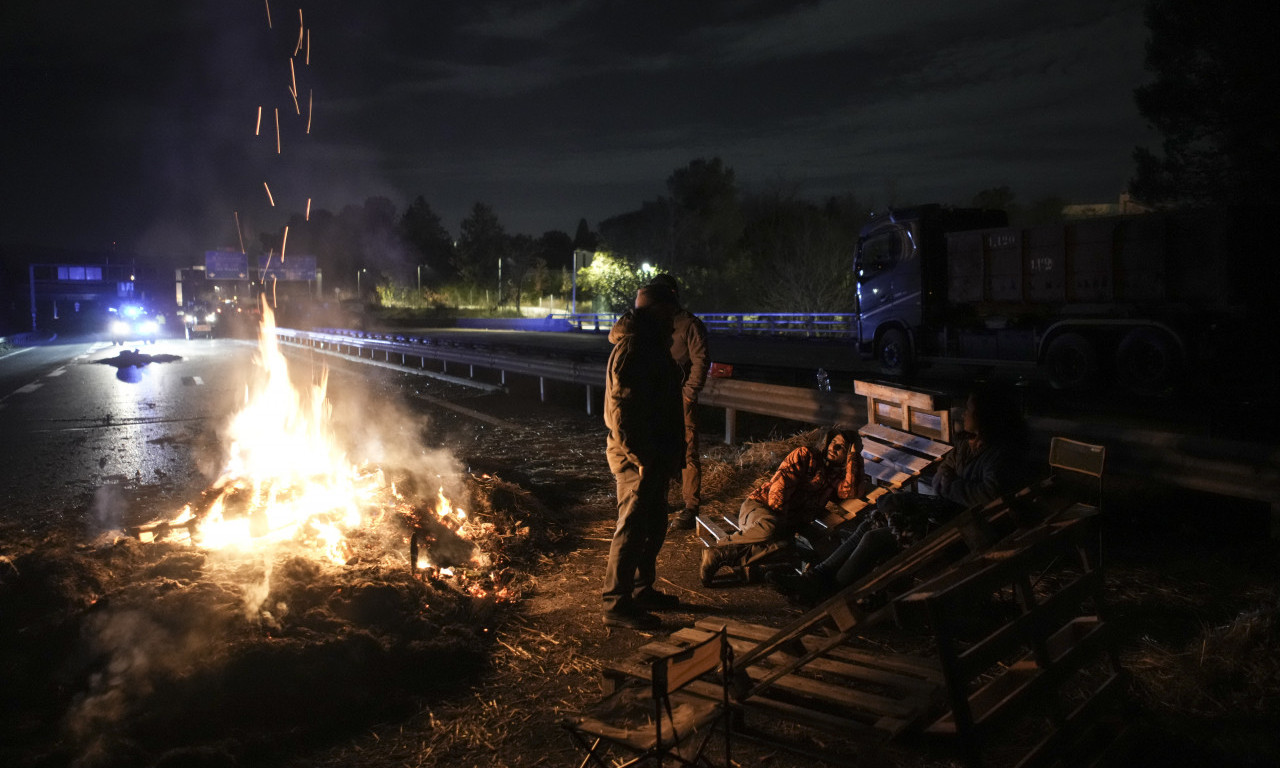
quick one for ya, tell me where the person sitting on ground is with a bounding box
[771,384,1031,604]
[700,427,867,586]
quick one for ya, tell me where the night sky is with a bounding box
[1,0,1153,263]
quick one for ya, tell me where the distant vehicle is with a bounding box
[184,308,217,339]
[853,204,1270,394]
[108,305,159,345]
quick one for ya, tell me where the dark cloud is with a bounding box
[1,0,1153,260]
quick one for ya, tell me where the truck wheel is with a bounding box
[1117,327,1181,396]
[876,328,914,376]
[1044,332,1098,391]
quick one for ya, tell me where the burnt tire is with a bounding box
[1116,327,1182,396]
[1044,332,1098,391]
[875,328,914,376]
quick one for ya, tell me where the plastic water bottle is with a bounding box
[815,368,831,392]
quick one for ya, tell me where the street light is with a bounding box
[417,264,422,292]
[357,268,367,296]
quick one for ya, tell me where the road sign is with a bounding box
[205,251,249,280]
[258,254,317,282]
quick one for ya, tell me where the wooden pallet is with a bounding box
[601,616,945,748]
[597,477,1123,765]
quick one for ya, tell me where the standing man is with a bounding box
[609,273,709,530]
[601,286,686,629]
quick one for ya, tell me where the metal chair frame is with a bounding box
[564,628,733,768]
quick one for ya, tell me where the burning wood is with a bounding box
[125,302,513,605]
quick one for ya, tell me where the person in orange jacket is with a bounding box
[700,427,866,586]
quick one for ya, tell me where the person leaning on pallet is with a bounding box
[600,285,687,630]
[700,428,868,586]
[608,273,709,531]
[771,383,1033,605]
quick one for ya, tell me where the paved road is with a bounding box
[0,336,252,532]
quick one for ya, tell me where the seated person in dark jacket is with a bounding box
[771,384,1030,603]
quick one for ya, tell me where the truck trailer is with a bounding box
[853,204,1271,395]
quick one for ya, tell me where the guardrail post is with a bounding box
[539,377,546,402]
[501,370,507,386]
[469,364,475,379]
[724,407,737,445]
[586,385,594,416]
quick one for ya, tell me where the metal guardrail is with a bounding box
[278,326,1280,521]
[280,326,862,440]
[563,312,855,337]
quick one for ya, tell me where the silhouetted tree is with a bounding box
[970,186,1017,213]
[1131,0,1280,206]
[598,199,674,265]
[455,203,507,294]
[400,196,455,283]
[571,218,599,253]
[666,158,743,279]
[536,230,574,271]
[740,190,855,312]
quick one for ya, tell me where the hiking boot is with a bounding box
[602,605,661,630]
[700,548,729,587]
[669,507,698,531]
[767,569,832,605]
[633,587,680,610]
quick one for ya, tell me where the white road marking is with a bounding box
[15,383,42,394]
[0,347,35,361]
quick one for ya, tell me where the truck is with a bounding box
[853,204,1271,395]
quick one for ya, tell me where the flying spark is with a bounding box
[264,0,272,29]
[264,182,275,206]
[275,108,281,154]
[255,105,262,136]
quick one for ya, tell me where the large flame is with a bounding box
[164,302,386,564]
[136,301,510,606]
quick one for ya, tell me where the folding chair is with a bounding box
[1048,436,1106,565]
[563,628,733,768]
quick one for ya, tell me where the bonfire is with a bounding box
[129,300,503,601]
